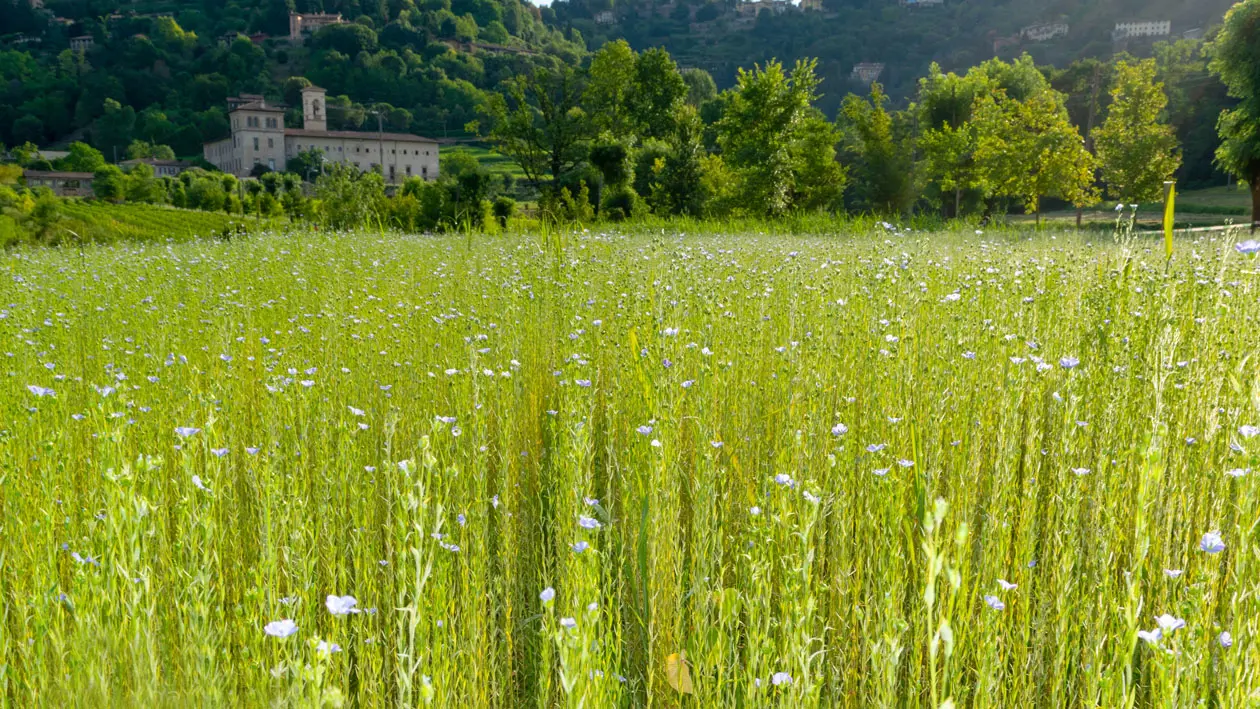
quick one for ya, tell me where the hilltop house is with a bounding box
[1020,22,1068,42]
[288,13,344,41]
[22,171,94,197]
[1113,20,1170,39]
[202,86,439,183]
[851,62,885,84]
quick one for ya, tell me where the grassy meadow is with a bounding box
[3,225,1260,706]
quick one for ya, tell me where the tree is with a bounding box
[94,99,136,161]
[92,165,126,202]
[916,64,990,217]
[58,142,107,173]
[717,59,844,217]
[682,68,718,107]
[125,141,176,161]
[315,163,387,229]
[973,87,1098,224]
[584,40,638,139]
[840,83,914,215]
[629,48,687,140]
[482,64,593,188]
[287,148,327,181]
[1092,59,1180,203]
[1208,0,1260,228]
[124,163,165,203]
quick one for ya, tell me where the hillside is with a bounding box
[549,0,1237,114]
[0,0,585,156]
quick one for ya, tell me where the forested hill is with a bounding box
[0,0,585,157]
[548,0,1237,114]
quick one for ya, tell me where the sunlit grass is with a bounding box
[2,225,1258,706]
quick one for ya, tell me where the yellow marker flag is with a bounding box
[1163,181,1176,260]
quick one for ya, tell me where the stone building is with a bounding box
[202,86,439,183]
[1113,20,1171,39]
[289,13,345,40]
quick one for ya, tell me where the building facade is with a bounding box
[121,158,194,177]
[202,86,439,183]
[1021,22,1068,42]
[289,13,344,40]
[1114,20,1171,39]
[23,171,95,197]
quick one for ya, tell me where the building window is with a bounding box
[405,165,412,176]
[389,165,396,180]
[422,166,428,178]
[268,138,274,148]
[253,137,260,150]
[269,158,276,170]
[391,149,396,154]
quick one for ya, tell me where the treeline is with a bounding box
[473,40,1189,223]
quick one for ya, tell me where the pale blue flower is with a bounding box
[316,640,342,654]
[211,448,229,457]
[540,587,555,603]
[873,468,890,477]
[175,427,201,437]
[572,541,589,553]
[636,425,653,435]
[26,385,55,397]
[997,579,1017,591]
[831,423,848,436]
[264,619,298,638]
[560,617,576,629]
[1239,425,1260,438]
[771,672,792,686]
[1155,614,1185,634]
[1234,240,1260,254]
[1200,531,1225,554]
[1219,631,1233,648]
[1137,628,1161,645]
[192,475,210,492]
[983,595,1005,611]
[578,515,601,530]
[1060,356,1080,369]
[326,595,360,615]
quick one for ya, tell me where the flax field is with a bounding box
[3,227,1260,707]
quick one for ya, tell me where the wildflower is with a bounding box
[1219,631,1233,648]
[897,459,914,468]
[943,293,961,302]
[316,640,342,655]
[750,506,761,515]
[1234,240,1260,254]
[264,619,298,638]
[873,468,890,476]
[636,425,653,435]
[576,379,592,387]
[349,406,365,417]
[1200,532,1225,554]
[1239,425,1260,438]
[572,541,589,553]
[192,475,210,492]
[326,595,361,616]
[773,473,795,487]
[866,443,886,453]
[1155,614,1185,634]
[578,515,601,530]
[436,415,456,424]
[27,385,55,397]
[210,448,229,457]
[983,595,1005,611]
[587,602,599,612]
[560,617,576,629]
[174,427,201,437]
[771,672,793,686]
[1226,468,1249,478]
[1071,467,1090,476]
[1164,569,1183,579]
[803,491,820,504]
[997,579,1017,591]
[246,447,260,455]
[540,587,555,603]
[1137,628,1162,645]
[1059,356,1080,369]
[831,423,848,436]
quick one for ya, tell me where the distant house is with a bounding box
[22,171,95,197]
[736,0,790,19]
[288,12,344,40]
[851,62,885,84]
[1114,20,1171,39]
[594,10,616,24]
[1020,22,1068,42]
[69,35,94,52]
[901,0,944,6]
[121,158,193,177]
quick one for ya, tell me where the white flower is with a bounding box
[1136,628,1162,645]
[771,672,793,686]
[326,595,360,616]
[264,619,298,638]
[192,475,210,492]
[559,617,576,629]
[1239,425,1260,438]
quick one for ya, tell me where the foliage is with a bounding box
[481,64,593,188]
[1092,60,1181,203]
[315,163,387,229]
[840,83,912,215]
[1208,0,1260,222]
[974,85,1098,218]
[716,59,845,217]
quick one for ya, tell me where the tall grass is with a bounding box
[1,225,1258,706]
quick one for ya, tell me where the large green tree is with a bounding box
[1208,0,1260,228]
[716,59,846,217]
[1092,59,1180,203]
[915,64,991,217]
[973,87,1098,223]
[840,83,913,215]
[482,64,593,188]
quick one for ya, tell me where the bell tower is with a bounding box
[301,85,327,132]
